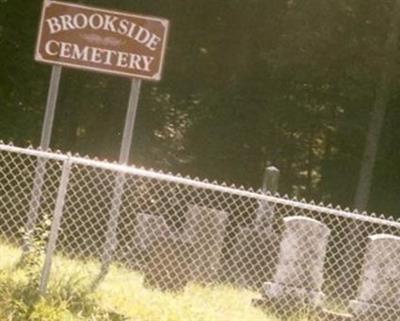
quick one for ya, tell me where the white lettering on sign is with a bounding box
[43,40,155,72]
[46,17,62,34]
[45,12,162,51]
[72,45,90,61]
[45,40,59,56]
[88,14,104,30]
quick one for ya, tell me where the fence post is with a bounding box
[22,157,47,253]
[100,172,126,274]
[39,156,72,295]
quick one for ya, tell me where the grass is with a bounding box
[0,242,291,321]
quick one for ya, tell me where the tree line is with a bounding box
[0,0,399,217]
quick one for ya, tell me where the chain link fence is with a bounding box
[0,142,399,320]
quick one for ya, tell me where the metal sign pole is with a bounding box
[23,65,62,253]
[119,78,142,165]
[101,78,142,275]
[40,66,62,149]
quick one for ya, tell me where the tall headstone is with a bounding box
[182,205,229,282]
[349,234,400,321]
[255,166,280,227]
[254,216,330,313]
[229,166,281,288]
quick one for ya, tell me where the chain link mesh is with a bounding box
[0,142,399,320]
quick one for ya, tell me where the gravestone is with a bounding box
[254,216,330,313]
[134,212,173,251]
[229,166,281,289]
[134,213,195,291]
[229,223,280,289]
[255,166,280,226]
[142,235,195,292]
[182,205,229,283]
[349,234,400,321]
[122,213,173,269]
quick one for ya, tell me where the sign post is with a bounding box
[119,79,142,165]
[31,0,169,277]
[23,65,62,254]
[40,66,63,149]
[101,78,142,275]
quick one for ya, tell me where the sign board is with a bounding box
[35,0,169,81]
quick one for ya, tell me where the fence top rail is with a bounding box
[1,142,399,229]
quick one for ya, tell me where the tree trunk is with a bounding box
[353,0,400,211]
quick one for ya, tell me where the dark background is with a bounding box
[1,0,399,217]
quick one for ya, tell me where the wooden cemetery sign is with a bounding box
[35,0,169,80]
[31,1,170,287]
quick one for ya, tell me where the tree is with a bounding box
[353,0,400,211]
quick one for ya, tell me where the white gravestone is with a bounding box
[182,205,229,282]
[349,234,400,321]
[258,216,330,311]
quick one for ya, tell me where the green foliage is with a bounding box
[0,269,126,321]
[0,0,399,216]
[19,214,51,288]
[0,256,126,321]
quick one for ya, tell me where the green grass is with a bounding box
[0,242,289,321]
